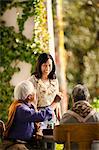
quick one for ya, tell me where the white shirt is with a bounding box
[28,75,59,107]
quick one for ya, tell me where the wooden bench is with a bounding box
[53,123,99,150]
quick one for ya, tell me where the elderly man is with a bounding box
[60,84,99,149]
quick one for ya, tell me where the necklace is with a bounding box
[41,79,50,87]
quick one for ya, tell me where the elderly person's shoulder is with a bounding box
[94,111,99,121]
[16,102,33,111]
[60,110,75,124]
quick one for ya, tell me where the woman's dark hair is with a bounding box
[72,84,90,102]
[33,53,56,79]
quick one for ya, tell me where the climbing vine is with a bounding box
[0,0,49,121]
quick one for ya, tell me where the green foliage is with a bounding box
[0,25,39,122]
[0,0,49,122]
[16,1,35,33]
[63,0,99,99]
[91,97,99,112]
[0,0,13,16]
[33,0,49,52]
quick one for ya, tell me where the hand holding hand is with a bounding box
[50,92,63,110]
[54,92,63,103]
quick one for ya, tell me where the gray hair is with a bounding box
[14,80,34,100]
[72,84,90,102]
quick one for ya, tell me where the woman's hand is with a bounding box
[50,92,63,109]
[54,92,63,103]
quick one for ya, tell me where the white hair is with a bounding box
[14,80,34,100]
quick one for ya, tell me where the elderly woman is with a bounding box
[60,84,99,124]
[4,80,61,150]
[60,84,99,150]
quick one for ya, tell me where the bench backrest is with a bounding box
[53,123,99,150]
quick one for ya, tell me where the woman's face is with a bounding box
[41,58,52,76]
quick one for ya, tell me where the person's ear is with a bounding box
[26,94,34,101]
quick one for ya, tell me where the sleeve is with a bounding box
[16,105,53,123]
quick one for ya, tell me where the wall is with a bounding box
[1,7,34,85]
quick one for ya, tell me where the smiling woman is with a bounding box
[28,53,62,150]
[41,59,53,78]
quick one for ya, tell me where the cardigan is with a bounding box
[8,102,53,141]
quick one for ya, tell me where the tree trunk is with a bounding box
[55,0,68,114]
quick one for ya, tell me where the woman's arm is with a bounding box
[50,93,62,110]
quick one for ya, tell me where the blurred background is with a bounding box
[0,0,99,122]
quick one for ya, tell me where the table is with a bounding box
[43,129,55,150]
